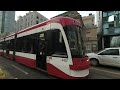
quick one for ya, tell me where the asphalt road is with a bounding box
[0,56,120,79]
[0,56,58,79]
[90,65,120,79]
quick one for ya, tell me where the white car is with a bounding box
[86,47,120,67]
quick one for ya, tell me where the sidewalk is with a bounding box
[0,68,5,79]
[0,65,14,79]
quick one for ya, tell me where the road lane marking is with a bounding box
[11,64,28,75]
[14,78,18,79]
[90,67,120,76]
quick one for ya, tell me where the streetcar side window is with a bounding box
[16,35,35,53]
[16,34,38,54]
[2,41,6,50]
[0,42,3,49]
[45,29,67,56]
[6,39,14,51]
[10,39,15,51]
[16,37,23,52]
[52,29,67,55]
[6,40,10,50]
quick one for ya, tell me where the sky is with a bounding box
[15,11,97,24]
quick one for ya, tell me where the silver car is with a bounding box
[86,48,120,67]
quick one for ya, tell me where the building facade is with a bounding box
[0,11,15,35]
[15,11,48,32]
[82,13,95,28]
[97,11,120,50]
[82,14,98,53]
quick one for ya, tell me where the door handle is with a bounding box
[113,57,118,58]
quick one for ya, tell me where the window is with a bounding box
[86,37,91,41]
[0,42,3,49]
[108,15,114,22]
[28,17,30,21]
[25,23,27,27]
[31,15,33,19]
[103,23,109,29]
[28,22,29,26]
[86,32,90,34]
[16,37,23,52]
[16,35,36,54]
[99,49,119,55]
[20,26,22,30]
[52,29,66,54]
[65,15,69,17]
[36,21,39,24]
[114,11,119,14]
[64,26,84,58]
[31,21,32,25]
[36,16,39,19]
[103,17,108,23]
[86,44,91,50]
[110,36,120,47]
[86,32,91,37]
[108,12,114,16]
[103,12,107,17]
[41,18,43,21]
[45,29,67,56]
[9,39,14,51]
[109,23,114,28]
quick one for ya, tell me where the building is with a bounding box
[0,11,15,35]
[82,13,95,28]
[97,11,120,50]
[51,11,84,27]
[15,11,48,32]
[82,14,98,53]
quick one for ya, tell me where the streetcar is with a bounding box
[0,16,90,79]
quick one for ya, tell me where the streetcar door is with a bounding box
[6,40,10,58]
[36,32,47,70]
[46,29,70,78]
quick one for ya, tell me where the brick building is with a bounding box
[82,13,98,53]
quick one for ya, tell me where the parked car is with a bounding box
[86,47,120,67]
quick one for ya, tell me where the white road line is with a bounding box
[14,78,18,79]
[90,67,120,75]
[11,64,28,75]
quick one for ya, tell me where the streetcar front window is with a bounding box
[64,25,84,58]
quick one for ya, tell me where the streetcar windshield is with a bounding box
[64,25,84,58]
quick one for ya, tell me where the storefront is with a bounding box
[97,11,120,50]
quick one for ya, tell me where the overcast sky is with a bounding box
[15,11,97,24]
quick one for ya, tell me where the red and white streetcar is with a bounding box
[0,17,90,79]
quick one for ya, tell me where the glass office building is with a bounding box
[0,11,15,34]
[97,11,120,50]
